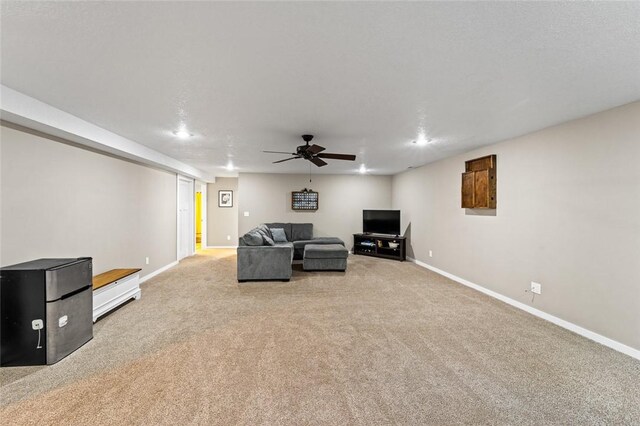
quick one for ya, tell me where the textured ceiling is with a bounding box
[2,2,639,177]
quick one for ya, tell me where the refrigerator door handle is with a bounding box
[58,315,68,327]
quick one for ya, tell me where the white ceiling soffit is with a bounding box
[0,85,213,182]
[1,2,639,177]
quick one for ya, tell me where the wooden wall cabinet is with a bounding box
[461,155,496,209]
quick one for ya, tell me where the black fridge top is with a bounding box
[1,258,92,271]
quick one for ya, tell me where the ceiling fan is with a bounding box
[263,134,356,167]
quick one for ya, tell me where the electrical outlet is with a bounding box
[243,211,250,217]
[429,250,433,258]
[227,235,231,241]
[531,282,542,295]
[145,257,149,265]
[32,319,43,330]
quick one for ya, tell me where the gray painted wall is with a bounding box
[206,177,239,247]
[238,173,392,248]
[0,125,177,277]
[4,102,636,351]
[392,101,640,350]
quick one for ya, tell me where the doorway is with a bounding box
[195,191,202,250]
[177,176,194,261]
[195,181,207,250]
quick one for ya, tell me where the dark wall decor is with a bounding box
[292,188,318,211]
[461,155,497,209]
[218,190,233,208]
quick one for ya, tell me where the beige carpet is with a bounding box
[1,249,639,425]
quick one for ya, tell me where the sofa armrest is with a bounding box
[237,244,293,281]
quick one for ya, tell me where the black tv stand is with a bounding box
[353,233,406,261]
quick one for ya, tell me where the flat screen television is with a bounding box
[363,210,401,236]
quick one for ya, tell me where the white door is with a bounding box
[177,176,194,260]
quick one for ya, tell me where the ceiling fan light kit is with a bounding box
[264,135,357,167]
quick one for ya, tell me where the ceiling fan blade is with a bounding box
[264,150,296,155]
[309,157,328,167]
[273,156,300,164]
[306,144,325,154]
[316,153,357,161]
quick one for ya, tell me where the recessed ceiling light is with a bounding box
[173,129,192,139]
[413,134,431,146]
[359,164,367,174]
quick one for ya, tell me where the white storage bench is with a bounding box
[92,268,141,322]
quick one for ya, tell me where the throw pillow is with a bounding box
[257,224,273,240]
[270,227,288,243]
[266,223,291,241]
[243,230,263,246]
[263,235,275,246]
[255,226,271,245]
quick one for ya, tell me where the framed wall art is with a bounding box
[218,190,233,208]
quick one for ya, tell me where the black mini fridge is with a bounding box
[1,258,93,366]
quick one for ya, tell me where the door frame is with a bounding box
[177,175,195,261]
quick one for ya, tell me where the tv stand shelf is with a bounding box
[353,234,406,261]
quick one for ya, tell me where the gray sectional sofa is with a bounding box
[237,223,344,282]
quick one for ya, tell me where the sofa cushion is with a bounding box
[263,235,275,246]
[255,224,273,245]
[291,223,313,241]
[310,237,345,246]
[243,230,263,246]
[271,228,288,243]
[256,224,273,239]
[266,223,292,241]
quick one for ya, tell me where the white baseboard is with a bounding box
[204,245,238,249]
[407,257,640,361]
[139,260,178,284]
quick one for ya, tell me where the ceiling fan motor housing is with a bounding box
[297,135,314,157]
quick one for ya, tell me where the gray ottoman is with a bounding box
[303,244,348,271]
